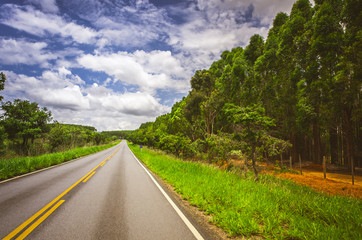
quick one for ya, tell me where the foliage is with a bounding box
[0,126,6,151]
[1,99,52,146]
[0,74,112,159]
[130,143,362,239]
[127,0,361,171]
[102,130,133,140]
[47,123,109,152]
[223,104,290,180]
[0,72,5,101]
[204,134,233,163]
[0,70,110,156]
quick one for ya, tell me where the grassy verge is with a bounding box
[0,141,120,181]
[129,143,361,239]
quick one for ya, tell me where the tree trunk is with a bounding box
[343,108,354,171]
[290,132,298,167]
[303,136,310,162]
[22,136,28,147]
[338,125,343,165]
[356,120,362,168]
[343,134,348,167]
[308,137,313,162]
[313,122,322,163]
[329,127,338,164]
[351,154,355,185]
[252,150,259,181]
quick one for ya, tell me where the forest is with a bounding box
[0,73,112,159]
[128,0,361,179]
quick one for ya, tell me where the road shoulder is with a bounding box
[136,158,229,240]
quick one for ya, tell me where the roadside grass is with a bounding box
[129,143,362,239]
[0,141,120,181]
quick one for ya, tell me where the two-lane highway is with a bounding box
[0,141,208,239]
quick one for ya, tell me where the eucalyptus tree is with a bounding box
[0,72,5,101]
[335,0,362,168]
[0,72,6,149]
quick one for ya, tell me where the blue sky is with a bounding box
[0,0,296,131]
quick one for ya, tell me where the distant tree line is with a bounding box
[0,73,111,158]
[101,130,133,140]
[128,0,361,179]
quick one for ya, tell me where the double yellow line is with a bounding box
[3,147,120,240]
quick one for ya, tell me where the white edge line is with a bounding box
[128,147,204,240]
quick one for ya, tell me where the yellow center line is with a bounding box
[3,146,120,240]
[15,200,65,240]
[82,171,96,183]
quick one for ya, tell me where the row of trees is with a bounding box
[128,0,361,179]
[101,130,133,140]
[47,123,110,152]
[0,73,111,158]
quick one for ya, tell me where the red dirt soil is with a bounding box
[276,171,362,199]
[231,160,362,199]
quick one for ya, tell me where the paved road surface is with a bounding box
[0,141,209,239]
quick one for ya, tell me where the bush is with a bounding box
[205,134,233,164]
[0,125,7,151]
[157,134,196,158]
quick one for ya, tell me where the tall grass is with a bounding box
[129,143,361,239]
[0,142,119,181]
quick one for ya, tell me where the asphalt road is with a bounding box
[0,141,209,240]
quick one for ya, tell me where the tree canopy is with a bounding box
[0,72,5,101]
[128,0,361,181]
[1,99,52,145]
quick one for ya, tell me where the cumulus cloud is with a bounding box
[132,50,188,79]
[2,69,89,110]
[77,50,189,94]
[195,0,295,26]
[1,70,170,130]
[27,0,59,13]
[88,90,169,117]
[0,38,57,67]
[1,4,97,44]
[59,0,171,48]
[96,20,160,48]
[0,0,298,130]
[167,0,294,71]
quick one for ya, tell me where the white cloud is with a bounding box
[88,91,169,117]
[0,0,298,131]
[95,18,160,48]
[1,70,170,130]
[195,0,295,26]
[77,51,189,94]
[247,0,296,25]
[1,4,97,44]
[27,0,59,13]
[0,38,57,67]
[165,0,294,73]
[2,69,88,110]
[133,50,187,79]
[38,85,90,111]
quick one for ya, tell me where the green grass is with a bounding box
[0,141,120,181]
[129,143,362,240]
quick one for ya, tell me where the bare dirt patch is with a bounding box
[277,171,362,199]
[261,162,362,199]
